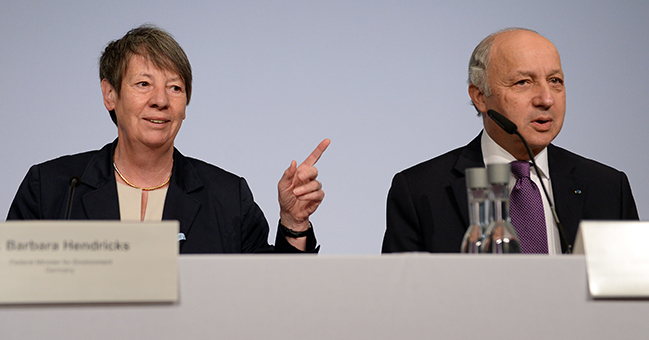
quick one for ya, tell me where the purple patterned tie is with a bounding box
[510,161,548,254]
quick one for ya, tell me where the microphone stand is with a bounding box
[65,176,80,220]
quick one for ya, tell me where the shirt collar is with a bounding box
[481,130,550,180]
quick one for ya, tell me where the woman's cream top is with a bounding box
[116,181,167,221]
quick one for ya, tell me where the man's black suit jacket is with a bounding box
[382,133,639,253]
[6,140,316,254]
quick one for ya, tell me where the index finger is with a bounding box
[301,138,331,167]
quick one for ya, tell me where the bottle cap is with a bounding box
[465,167,488,189]
[487,163,510,184]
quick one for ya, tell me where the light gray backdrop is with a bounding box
[1,1,647,254]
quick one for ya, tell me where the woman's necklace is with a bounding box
[113,162,171,191]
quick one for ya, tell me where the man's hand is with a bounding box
[278,138,330,232]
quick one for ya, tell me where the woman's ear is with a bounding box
[101,79,117,111]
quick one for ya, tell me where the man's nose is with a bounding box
[531,82,555,109]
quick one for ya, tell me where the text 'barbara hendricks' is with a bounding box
[3,240,130,252]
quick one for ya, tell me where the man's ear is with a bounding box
[468,84,487,114]
[101,79,117,111]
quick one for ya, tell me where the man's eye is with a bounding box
[550,78,564,85]
[137,81,149,87]
[515,80,529,86]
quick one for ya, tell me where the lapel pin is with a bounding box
[574,190,582,195]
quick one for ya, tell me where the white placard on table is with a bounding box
[0,221,179,304]
[575,220,649,298]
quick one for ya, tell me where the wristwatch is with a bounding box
[279,221,312,238]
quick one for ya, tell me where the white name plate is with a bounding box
[0,221,179,304]
[575,221,649,298]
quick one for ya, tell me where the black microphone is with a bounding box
[486,109,571,254]
[487,109,518,134]
[65,176,80,220]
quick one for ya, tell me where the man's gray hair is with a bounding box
[468,27,537,114]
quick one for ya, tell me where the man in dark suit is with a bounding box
[382,28,638,254]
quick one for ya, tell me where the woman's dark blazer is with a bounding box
[7,140,316,254]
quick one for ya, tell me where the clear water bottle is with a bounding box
[481,163,521,254]
[460,167,490,253]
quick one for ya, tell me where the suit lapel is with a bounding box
[162,148,208,248]
[82,183,120,219]
[162,182,201,239]
[80,141,120,220]
[451,133,485,228]
[548,145,585,247]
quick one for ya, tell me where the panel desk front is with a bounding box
[1,254,647,339]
